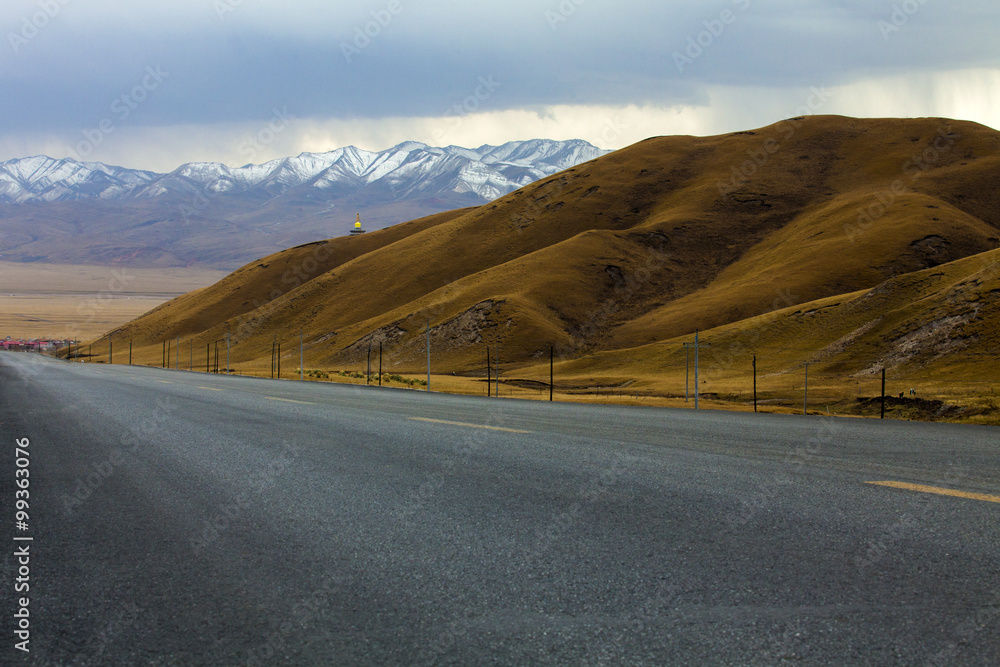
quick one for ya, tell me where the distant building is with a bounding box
[350,213,366,235]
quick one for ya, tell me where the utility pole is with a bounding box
[226,323,230,375]
[277,342,281,379]
[175,336,180,370]
[129,339,132,366]
[165,341,168,369]
[425,319,431,392]
[109,339,113,365]
[271,336,276,379]
[206,343,210,373]
[299,329,304,381]
[486,346,491,397]
[753,354,757,413]
[803,363,809,415]
[683,331,710,409]
[881,368,886,419]
[378,341,383,386]
[162,341,166,368]
[190,340,193,371]
[367,343,371,385]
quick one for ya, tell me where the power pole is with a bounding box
[367,343,371,385]
[162,340,165,368]
[550,345,554,402]
[165,341,168,369]
[109,339,113,365]
[129,339,132,366]
[299,329,304,381]
[226,323,230,375]
[271,336,276,379]
[378,341,383,386]
[425,319,431,392]
[486,346,491,397]
[206,343,210,373]
[277,342,281,379]
[753,354,757,413]
[683,331,710,409]
[175,336,180,370]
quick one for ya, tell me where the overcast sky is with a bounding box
[1,0,998,171]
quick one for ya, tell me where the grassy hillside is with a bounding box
[83,116,1000,420]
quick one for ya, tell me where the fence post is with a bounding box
[753,354,757,413]
[206,343,210,373]
[299,329,304,381]
[803,363,809,415]
[109,339,113,365]
[367,343,371,385]
[129,339,132,365]
[881,368,886,419]
[175,336,180,370]
[486,346,491,397]
[379,341,383,386]
[550,345,554,402]
[426,319,431,392]
[694,330,699,410]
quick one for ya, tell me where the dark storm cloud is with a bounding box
[0,0,997,133]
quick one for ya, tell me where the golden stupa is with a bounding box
[350,213,366,235]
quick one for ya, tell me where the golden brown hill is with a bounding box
[95,116,1000,388]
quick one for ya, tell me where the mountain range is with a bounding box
[100,115,1000,420]
[0,139,608,269]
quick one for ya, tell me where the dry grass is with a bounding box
[76,116,1000,424]
[0,262,226,339]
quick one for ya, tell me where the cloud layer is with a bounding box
[2,0,997,170]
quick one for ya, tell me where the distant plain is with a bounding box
[0,261,226,339]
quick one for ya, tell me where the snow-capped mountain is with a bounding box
[0,139,611,269]
[0,139,609,205]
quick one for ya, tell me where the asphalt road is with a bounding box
[1,352,998,665]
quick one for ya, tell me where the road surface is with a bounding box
[1,352,998,664]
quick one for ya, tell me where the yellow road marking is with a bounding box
[265,396,316,405]
[866,481,1000,504]
[197,386,222,391]
[409,417,531,434]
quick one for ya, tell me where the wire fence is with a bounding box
[31,331,1000,423]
